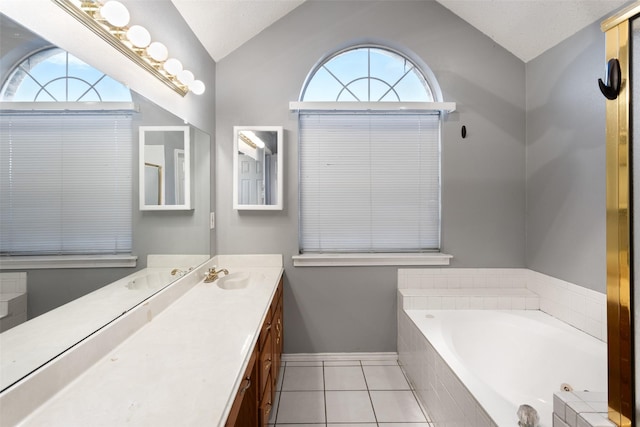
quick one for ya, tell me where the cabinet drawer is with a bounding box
[259,331,273,397]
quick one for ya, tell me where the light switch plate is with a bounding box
[210,212,215,229]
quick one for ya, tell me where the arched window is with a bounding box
[297,45,445,258]
[301,46,435,102]
[0,48,133,260]
[1,47,131,102]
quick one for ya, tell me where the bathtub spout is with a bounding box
[517,404,539,427]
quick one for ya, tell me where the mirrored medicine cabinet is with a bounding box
[233,126,283,210]
[139,125,192,210]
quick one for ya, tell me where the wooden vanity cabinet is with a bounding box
[228,277,283,427]
[225,347,258,427]
[272,283,283,387]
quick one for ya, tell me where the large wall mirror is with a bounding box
[140,126,192,210]
[233,126,283,210]
[0,13,211,394]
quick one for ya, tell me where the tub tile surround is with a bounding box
[398,268,607,341]
[0,254,284,426]
[398,268,609,427]
[398,309,497,427]
[553,391,614,427]
[0,272,27,332]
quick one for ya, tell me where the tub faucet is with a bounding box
[204,267,229,283]
[517,404,539,427]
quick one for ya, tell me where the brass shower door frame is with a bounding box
[602,4,639,426]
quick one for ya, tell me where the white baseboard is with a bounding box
[282,352,398,362]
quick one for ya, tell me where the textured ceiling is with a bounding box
[172,0,631,63]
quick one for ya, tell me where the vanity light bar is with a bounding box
[52,0,205,97]
[238,131,266,149]
[238,132,258,149]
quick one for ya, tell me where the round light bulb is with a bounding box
[146,42,168,62]
[178,69,194,85]
[163,58,183,76]
[189,80,206,95]
[126,25,151,48]
[100,1,130,28]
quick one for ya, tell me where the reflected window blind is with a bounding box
[0,113,132,255]
[299,113,441,253]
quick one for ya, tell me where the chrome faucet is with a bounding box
[204,267,229,283]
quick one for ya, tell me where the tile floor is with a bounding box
[269,357,433,426]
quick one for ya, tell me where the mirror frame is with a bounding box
[139,125,192,211]
[233,126,284,210]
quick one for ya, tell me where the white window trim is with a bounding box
[292,252,452,267]
[0,254,138,270]
[289,101,456,113]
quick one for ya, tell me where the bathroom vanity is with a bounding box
[226,275,283,426]
[0,254,284,426]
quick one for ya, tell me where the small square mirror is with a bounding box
[233,126,283,210]
[139,125,192,210]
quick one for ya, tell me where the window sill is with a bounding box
[0,254,138,270]
[292,253,452,267]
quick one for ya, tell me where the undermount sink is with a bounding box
[216,272,251,290]
[126,272,172,290]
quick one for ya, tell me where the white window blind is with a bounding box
[299,113,440,253]
[0,113,132,255]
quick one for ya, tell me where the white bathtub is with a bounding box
[398,309,607,427]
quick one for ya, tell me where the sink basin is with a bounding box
[216,272,251,290]
[126,272,173,290]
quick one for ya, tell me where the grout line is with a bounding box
[275,357,435,426]
[322,360,328,425]
[397,361,432,423]
[272,361,285,424]
[360,359,379,425]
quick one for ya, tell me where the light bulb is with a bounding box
[163,58,183,76]
[147,42,168,62]
[189,80,206,95]
[126,25,151,48]
[100,1,130,28]
[178,69,194,86]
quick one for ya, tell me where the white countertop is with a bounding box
[13,255,283,426]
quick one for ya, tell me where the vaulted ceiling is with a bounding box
[171,0,631,63]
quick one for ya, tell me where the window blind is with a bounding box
[0,113,132,255]
[299,113,440,253]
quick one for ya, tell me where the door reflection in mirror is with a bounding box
[233,126,283,210]
[139,126,192,210]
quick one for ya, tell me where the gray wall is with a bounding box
[216,0,526,353]
[525,22,606,293]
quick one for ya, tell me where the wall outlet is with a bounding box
[210,212,215,230]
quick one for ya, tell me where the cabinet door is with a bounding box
[272,290,283,388]
[259,309,273,351]
[259,329,273,399]
[259,377,274,427]
[225,348,258,427]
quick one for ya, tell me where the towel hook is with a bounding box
[598,58,621,100]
